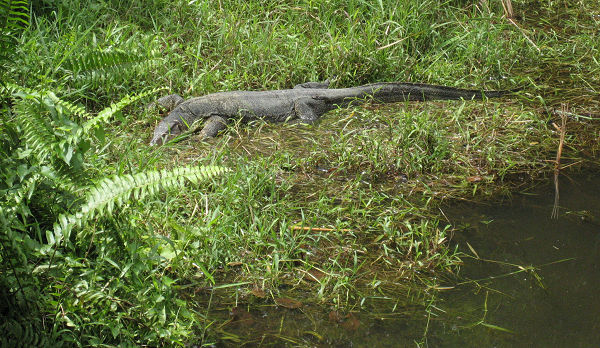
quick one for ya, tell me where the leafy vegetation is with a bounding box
[1,0,599,345]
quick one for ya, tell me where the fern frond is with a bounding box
[0,318,49,347]
[3,84,90,192]
[82,87,164,133]
[50,165,228,245]
[42,164,87,193]
[1,81,38,98]
[45,91,91,120]
[11,90,79,166]
[0,0,29,31]
[0,1,29,66]
[2,82,91,120]
[14,99,55,162]
[64,50,161,86]
[8,102,82,196]
[5,83,160,144]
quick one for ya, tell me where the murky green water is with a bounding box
[435,171,600,347]
[211,172,600,347]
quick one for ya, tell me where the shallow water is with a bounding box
[434,171,600,347]
[212,172,600,347]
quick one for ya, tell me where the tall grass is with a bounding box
[1,0,599,345]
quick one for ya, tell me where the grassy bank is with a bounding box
[1,0,599,345]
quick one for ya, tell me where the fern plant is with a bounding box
[0,83,164,244]
[51,165,228,245]
[1,81,230,345]
[0,3,222,344]
[0,0,28,78]
[2,83,162,166]
[0,0,28,30]
[63,49,162,89]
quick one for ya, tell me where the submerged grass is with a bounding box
[2,0,600,345]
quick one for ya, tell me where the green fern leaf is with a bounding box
[14,100,55,162]
[1,81,39,98]
[46,91,91,120]
[64,50,162,86]
[0,0,29,31]
[82,87,164,133]
[51,165,228,245]
[9,87,87,173]
[0,1,29,65]
[5,83,162,147]
[2,82,91,120]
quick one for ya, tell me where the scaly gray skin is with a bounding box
[150,81,510,145]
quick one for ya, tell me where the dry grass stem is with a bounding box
[501,0,514,18]
[291,226,352,232]
[500,0,540,52]
[552,105,568,219]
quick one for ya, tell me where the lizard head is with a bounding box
[150,119,184,146]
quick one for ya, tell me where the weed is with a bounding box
[1,0,599,345]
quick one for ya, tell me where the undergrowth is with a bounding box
[1,0,599,345]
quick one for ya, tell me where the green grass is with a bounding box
[1,0,599,345]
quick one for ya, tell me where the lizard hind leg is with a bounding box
[198,115,228,139]
[291,97,329,124]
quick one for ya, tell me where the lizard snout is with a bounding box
[150,120,183,146]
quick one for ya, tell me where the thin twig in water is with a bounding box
[552,105,567,219]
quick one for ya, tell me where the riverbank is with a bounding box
[1,0,598,345]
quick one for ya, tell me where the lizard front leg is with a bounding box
[198,115,228,139]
